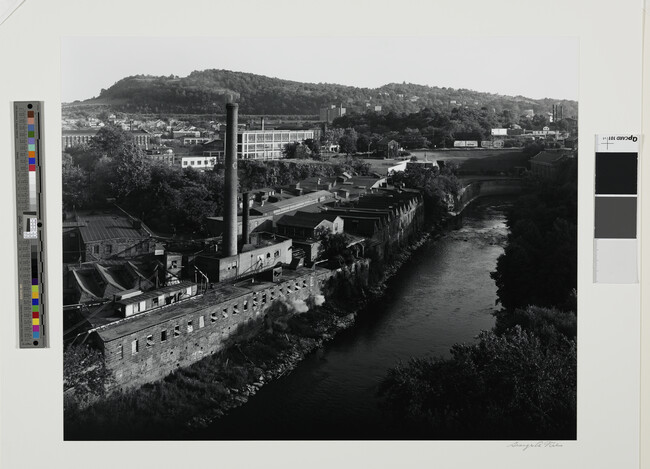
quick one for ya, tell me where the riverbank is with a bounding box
[64,224,438,439]
[186,230,438,432]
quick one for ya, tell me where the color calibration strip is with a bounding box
[593,134,639,284]
[14,101,47,348]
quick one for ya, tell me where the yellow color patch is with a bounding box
[32,319,39,325]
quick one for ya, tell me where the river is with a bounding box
[198,197,511,440]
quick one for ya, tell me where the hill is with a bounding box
[72,69,578,117]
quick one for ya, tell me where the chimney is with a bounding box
[242,192,250,246]
[224,103,238,257]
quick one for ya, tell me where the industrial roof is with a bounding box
[76,215,150,243]
[276,212,341,230]
[93,266,330,342]
[116,281,196,305]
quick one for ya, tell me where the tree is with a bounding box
[491,160,577,312]
[109,142,152,199]
[303,138,321,157]
[318,232,354,265]
[321,128,344,149]
[62,153,90,211]
[338,128,358,155]
[379,323,576,439]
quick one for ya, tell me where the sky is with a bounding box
[61,36,579,103]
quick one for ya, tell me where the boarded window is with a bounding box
[199,316,205,328]
[210,312,217,323]
[131,339,139,355]
[174,325,180,337]
[146,335,153,347]
[161,330,167,342]
[187,320,193,333]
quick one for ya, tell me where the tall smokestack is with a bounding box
[242,192,250,246]
[224,103,239,257]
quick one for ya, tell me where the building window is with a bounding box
[146,335,154,347]
[243,300,248,311]
[191,161,195,165]
[187,320,193,333]
[117,343,123,359]
[171,260,178,268]
[210,312,217,323]
[266,252,271,259]
[152,297,159,307]
[199,316,205,328]
[174,325,180,337]
[261,293,267,304]
[161,330,167,342]
[93,245,99,254]
[222,308,228,318]
[131,339,139,355]
[233,304,239,314]
[105,245,112,254]
[274,250,280,258]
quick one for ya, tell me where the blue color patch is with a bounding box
[32,299,39,305]
[28,124,34,131]
[28,138,35,144]
[33,332,40,339]
[29,158,35,164]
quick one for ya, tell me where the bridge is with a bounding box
[451,177,525,216]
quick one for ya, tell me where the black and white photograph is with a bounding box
[60,36,578,441]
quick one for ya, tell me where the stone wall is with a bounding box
[98,269,334,390]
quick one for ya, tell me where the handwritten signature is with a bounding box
[508,441,564,451]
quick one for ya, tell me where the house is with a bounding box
[275,212,344,240]
[375,138,399,158]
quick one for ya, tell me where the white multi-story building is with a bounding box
[180,155,218,169]
[235,129,315,160]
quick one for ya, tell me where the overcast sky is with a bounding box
[61,36,578,103]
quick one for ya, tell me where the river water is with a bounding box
[200,198,510,440]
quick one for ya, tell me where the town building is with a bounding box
[375,138,400,158]
[235,129,315,160]
[180,155,218,169]
[62,213,155,262]
[276,212,344,240]
[62,129,152,149]
[319,104,346,123]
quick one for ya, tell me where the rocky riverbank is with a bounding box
[64,229,437,440]
[184,231,437,432]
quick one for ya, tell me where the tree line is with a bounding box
[379,158,578,439]
[63,126,375,235]
[82,69,578,118]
